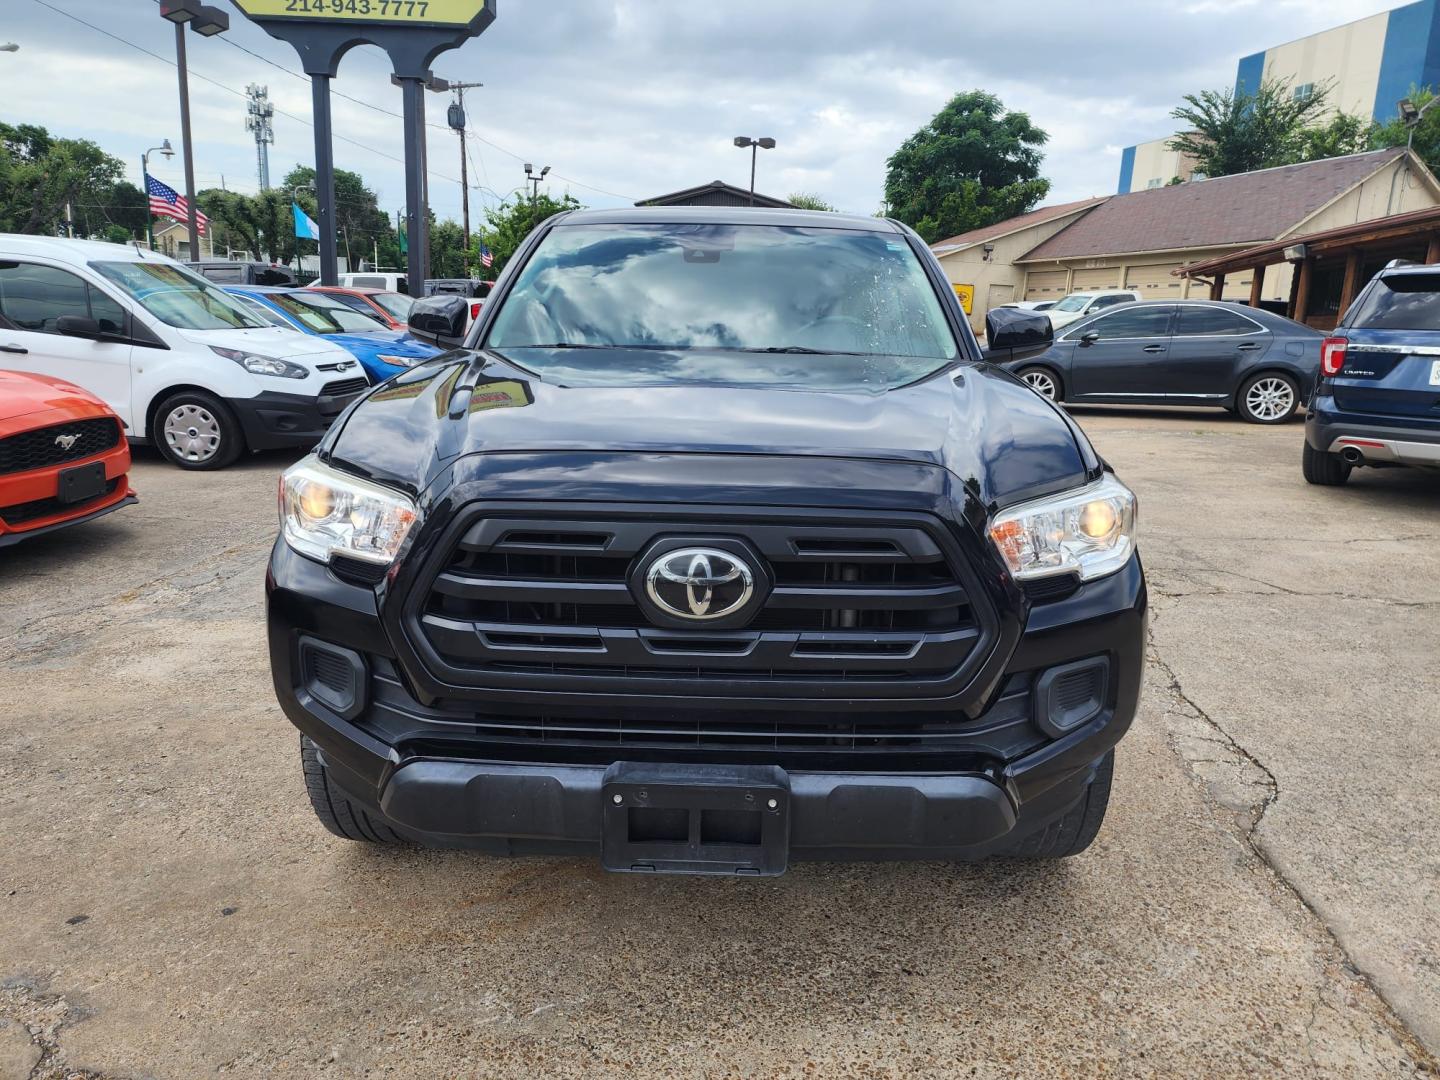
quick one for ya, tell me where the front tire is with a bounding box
[1017,366,1063,402]
[300,737,404,844]
[1302,441,1351,486]
[1002,751,1113,859]
[1237,372,1299,424]
[153,389,244,470]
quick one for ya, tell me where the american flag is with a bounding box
[146,174,208,236]
[479,243,494,269]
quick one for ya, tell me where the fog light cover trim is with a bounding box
[1034,656,1109,737]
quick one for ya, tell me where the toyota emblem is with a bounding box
[645,548,755,621]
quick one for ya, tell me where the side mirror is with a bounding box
[407,294,468,347]
[1078,331,1100,347]
[55,314,102,340]
[981,307,1053,363]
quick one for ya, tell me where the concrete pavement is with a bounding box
[0,417,1436,1078]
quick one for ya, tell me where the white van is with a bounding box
[0,236,368,470]
[335,272,409,294]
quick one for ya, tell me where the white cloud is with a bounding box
[1,0,1410,222]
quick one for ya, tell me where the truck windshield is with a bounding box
[486,223,959,390]
[1345,272,1440,330]
[92,260,266,331]
[1052,295,1092,312]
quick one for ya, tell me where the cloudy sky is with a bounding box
[0,0,1408,225]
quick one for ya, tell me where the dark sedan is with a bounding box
[999,300,1323,423]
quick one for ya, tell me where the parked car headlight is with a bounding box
[375,353,426,368]
[211,345,308,379]
[988,473,1137,583]
[279,456,419,566]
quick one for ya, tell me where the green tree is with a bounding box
[787,191,837,212]
[282,164,393,267]
[883,91,1050,243]
[1167,78,1335,178]
[478,193,584,276]
[430,218,468,277]
[0,123,126,235]
[1294,112,1374,162]
[1372,86,1440,171]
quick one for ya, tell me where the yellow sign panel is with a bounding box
[232,0,487,27]
[952,283,974,315]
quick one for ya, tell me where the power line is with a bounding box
[138,0,636,202]
[28,0,462,187]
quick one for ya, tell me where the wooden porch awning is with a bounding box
[1173,204,1440,280]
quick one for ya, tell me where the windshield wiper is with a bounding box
[736,346,869,355]
[513,342,614,349]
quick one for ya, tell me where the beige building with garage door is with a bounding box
[931,197,1108,331]
[933,148,1440,329]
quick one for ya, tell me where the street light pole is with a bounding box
[141,140,175,250]
[732,137,777,205]
[160,1,229,261]
[524,164,551,224]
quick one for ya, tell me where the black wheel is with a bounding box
[1237,372,1299,424]
[152,389,245,470]
[1302,441,1351,486]
[1017,366,1063,402]
[1002,751,1113,859]
[300,737,404,844]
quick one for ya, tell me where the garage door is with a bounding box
[1071,268,1120,291]
[1125,263,1184,297]
[1025,271,1067,299]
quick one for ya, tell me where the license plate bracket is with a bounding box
[601,762,790,876]
[57,461,106,505]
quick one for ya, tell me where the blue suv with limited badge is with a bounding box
[1304,263,1440,485]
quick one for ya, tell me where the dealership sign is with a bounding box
[230,0,492,31]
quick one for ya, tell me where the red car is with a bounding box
[302,285,414,331]
[0,370,136,548]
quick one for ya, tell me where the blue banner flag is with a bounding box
[292,202,319,241]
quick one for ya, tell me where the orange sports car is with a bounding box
[0,370,136,548]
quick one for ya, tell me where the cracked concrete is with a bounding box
[1,422,1438,1077]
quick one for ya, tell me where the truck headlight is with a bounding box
[988,473,1137,583]
[279,456,419,566]
[211,345,308,379]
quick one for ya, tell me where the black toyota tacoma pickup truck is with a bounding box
[267,208,1145,875]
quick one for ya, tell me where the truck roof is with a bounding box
[556,207,902,233]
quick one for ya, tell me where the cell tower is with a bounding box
[245,84,275,191]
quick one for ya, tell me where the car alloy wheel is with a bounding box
[1243,377,1295,422]
[1022,370,1058,400]
[163,403,223,464]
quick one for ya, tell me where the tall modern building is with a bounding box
[1118,0,1440,193]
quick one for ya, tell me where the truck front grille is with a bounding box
[406,509,995,699]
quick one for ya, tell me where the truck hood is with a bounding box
[324,350,1093,507]
[174,325,353,363]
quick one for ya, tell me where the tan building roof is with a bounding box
[930,196,1108,255]
[1017,148,1408,262]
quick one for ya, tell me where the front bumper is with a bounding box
[229,388,366,452]
[268,541,1147,865]
[1307,394,1440,468]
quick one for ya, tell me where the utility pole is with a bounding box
[441,81,483,275]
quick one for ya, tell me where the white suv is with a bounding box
[1046,290,1144,331]
[0,236,367,470]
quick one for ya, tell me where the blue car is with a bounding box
[1304,262,1440,485]
[224,285,442,382]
